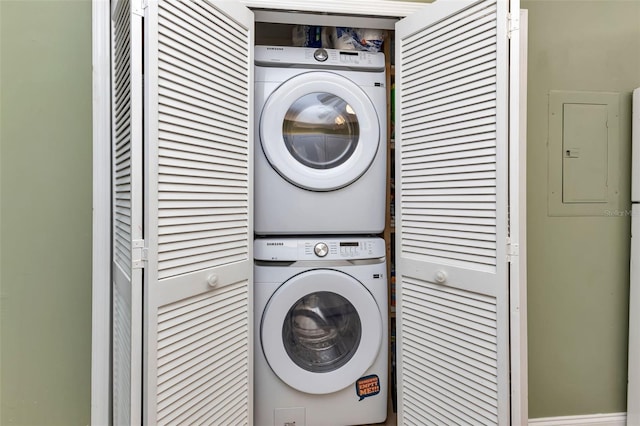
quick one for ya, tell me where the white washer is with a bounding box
[254,237,388,426]
[254,46,387,235]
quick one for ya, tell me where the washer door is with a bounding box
[261,269,382,394]
[259,71,380,191]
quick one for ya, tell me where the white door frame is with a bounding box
[90,2,528,424]
[509,9,529,426]
[91,1,112,425]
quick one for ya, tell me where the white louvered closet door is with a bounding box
[395,0,515,424]
[111,0,143,424]
[143,1,254,424]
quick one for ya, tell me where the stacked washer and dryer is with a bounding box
[253,46,389,426]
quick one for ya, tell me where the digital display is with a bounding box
[340,242,359,247]
[340,52,359,64]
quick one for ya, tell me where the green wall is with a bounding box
[524,0,640,418]
[0,1,93,424]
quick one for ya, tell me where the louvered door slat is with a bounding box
[159,163,247,179]
[414,58,496,100]
[158,219,247,235]
[404,101,498,130]
[158,24,247,85]
[159,155,246,175]
[158,242,246,263]
[396,0,511,424]
[158,115,247,145]
[405,219,496,232]
[159,60,248,110]
[404,34,497,91]
[403,126,498,149]
[159,173,247,188]
[405,219,497,236]
[159,87,249,128]
[143,1,253,424]
[159,75,249,123]
[404,85,498,118]
[404,75,497,110]
[407,9,497,60]
[111,0,143,424]
[157,326,246,397]
[416,363,498,417]
[409,311,497,353]
[405,57,497,96]
[407,235,495,253]
[405,138,496,157]
[158,334,247,406]
[407,185,493,195]
[160,2,246,62]
[159,96,248,131]
[159,12,249,87]
[413,344,497,391]
[405,147,497,166]
[113,278,132,424]
[158,326,247,384]
[403,33,497,88]
[158,226,246,243]
[158,300,246,355]
[403,340,498,384]
[407,43,497,93]
[404,0,494,49]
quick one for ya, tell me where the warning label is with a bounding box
[356,375,380,401]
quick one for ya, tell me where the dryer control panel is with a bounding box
[254,237,385,261]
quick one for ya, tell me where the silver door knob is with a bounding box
[314,242,329,257]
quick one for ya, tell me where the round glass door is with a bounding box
[261,269,382,394]
[283,93,359,170]
[283,291,362,373]
[259,71,380,191]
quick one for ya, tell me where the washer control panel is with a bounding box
[254,237,385,261]
[254,46,385,72]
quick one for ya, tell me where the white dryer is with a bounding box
[254,237,388,426]
[254,46,387,235]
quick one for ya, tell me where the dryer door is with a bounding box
[259,71,380,191]
[261,269,383,394]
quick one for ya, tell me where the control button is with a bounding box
[314,242,329,257]
[314,48,328,62]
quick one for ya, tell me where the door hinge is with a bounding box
[132,239,147,269]
[507,12,520,39]
[507,238,519,262]
[132,0,144,16]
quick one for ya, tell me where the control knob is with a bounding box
[314,242,329,257]
[313,48,328,62]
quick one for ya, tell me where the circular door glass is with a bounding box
[283,93,359,170]
[283,291,362,373]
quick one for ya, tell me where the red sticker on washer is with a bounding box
[356,374,380,401]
